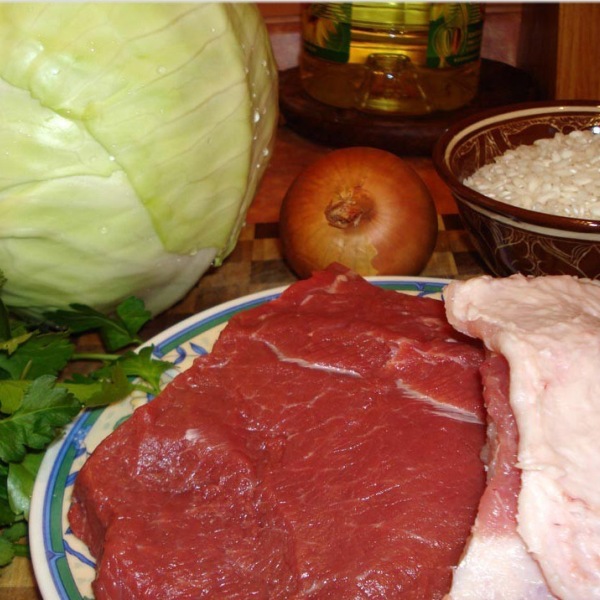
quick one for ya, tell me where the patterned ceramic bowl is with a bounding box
[433,101,600,279]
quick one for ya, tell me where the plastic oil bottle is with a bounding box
[299,3,484,115]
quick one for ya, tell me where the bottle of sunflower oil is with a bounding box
[299,3,484,116]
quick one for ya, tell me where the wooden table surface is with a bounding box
[1,122,488,600]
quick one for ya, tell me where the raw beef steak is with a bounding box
[445,274,600,600]
[69,266,487,599]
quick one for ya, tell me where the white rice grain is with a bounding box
[463,130,600,220]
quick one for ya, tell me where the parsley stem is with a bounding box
[72,352,120,362]
[20,359,33,380]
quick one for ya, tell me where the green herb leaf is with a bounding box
[0,298,11,343]
[1,521,26,543]
[0,522,28,566]
[0,533,15,566]
[122,347,173,395]
[78,364,134,408]
[1,375,138,409]
[0,380,28,415]
[0,507,12,529]
[0,332,74,380]
[116,297,152,338]
[7,452,43,519]
[0,375,81,463]
[92,347,173,396]
[0,464,15,527]
[0,330,34,358]
[45,297,151,352]
[0,293,172,570]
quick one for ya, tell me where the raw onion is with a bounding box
[279,147,438,278]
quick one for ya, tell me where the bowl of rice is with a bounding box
[432,100,600,279]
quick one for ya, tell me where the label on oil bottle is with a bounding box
[301,3,352,63]
[302,3,483,69]
[426,4,484,68]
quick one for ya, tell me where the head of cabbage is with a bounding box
[0,3,278,317]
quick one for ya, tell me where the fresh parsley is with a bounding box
[0,293,172,568]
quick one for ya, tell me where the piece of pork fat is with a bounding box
[445,352,556,600]
[444,274,600,600]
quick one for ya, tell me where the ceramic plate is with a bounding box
[30,276,449,600]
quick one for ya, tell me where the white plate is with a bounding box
[29,276,449,600]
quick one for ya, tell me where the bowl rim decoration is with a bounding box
[432,100,600,235]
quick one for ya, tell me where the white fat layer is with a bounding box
[260,340,362,378]
[446,534,555,600]
[184,428,202,442]
[445,274,600,600]
[397,382,482,424]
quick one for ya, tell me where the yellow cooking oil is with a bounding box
[300,3,484,115]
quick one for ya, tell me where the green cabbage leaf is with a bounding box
[0,3,278,316]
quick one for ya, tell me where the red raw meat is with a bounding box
[471,355,521,536]
[68,266,487,599]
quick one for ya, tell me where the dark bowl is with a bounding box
[433,100,600,279]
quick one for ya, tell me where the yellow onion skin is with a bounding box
[279,147,438,279]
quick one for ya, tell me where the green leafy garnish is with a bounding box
[0,289,173,568]
[0,376,81,464]
[0,522,28,566]
[46,296,151,352]
[0,332,73,380]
